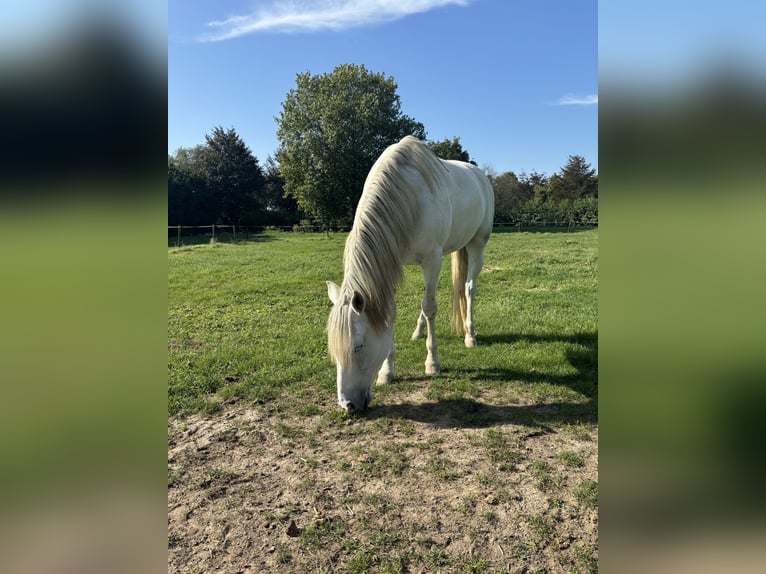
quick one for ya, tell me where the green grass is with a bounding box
[168,232,345,416]
[168,228,597,420]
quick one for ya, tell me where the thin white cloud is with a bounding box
[556,94,599,106]
[200,0,471,42]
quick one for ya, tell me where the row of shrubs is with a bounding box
[494,197,598,227]
[169,197,597,242]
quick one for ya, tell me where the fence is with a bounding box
[169,220,597,247]
[168,223,326,246]
[168,224,249,247]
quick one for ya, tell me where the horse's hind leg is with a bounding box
[410,310,426,340]
[463,240,487,348]
[420,254,443,374]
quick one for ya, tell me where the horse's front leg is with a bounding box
[376,339,396,386]
[421,255,442,375]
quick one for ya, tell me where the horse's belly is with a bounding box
[442,209,487,253]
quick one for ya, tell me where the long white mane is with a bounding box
[328,136,448,365]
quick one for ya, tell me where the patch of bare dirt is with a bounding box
[168,392,597,573]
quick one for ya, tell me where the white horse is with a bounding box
[326,135,494,412]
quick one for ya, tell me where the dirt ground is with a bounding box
[168,390,597,573]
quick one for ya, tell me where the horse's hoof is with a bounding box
[465,335,477,348]
[376,374,392,386]
[425,362,441,375]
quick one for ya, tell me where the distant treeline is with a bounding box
[168,127,597,230]
[489,161,598,226]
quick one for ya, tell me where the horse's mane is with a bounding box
[328,136,449,365]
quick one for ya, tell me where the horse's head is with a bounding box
[326,281,392,413]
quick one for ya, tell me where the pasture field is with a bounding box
[168,228,598,573]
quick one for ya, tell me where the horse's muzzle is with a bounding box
[343,397,369,414]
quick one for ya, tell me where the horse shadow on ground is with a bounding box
[365,330,597,430]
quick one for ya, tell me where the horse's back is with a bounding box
[439,160,494,251]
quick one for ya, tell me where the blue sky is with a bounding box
[169,0,597,176]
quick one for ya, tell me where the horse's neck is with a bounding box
[343,244,400,329]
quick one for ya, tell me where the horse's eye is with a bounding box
[354,345,365,353]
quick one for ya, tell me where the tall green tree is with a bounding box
[549,155,597,201]
[200,126,265,225]
[276,64,425,227]
[428,136,477,164]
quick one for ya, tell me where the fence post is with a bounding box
[177,225,181,247]
[212,224,216,243]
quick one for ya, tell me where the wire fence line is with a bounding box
[168,220,597,247]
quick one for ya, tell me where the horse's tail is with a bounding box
[451,247,468,335]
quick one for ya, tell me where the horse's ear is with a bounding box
[351,291,366,314]
[327,281,341,305]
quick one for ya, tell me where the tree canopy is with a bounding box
[549,155,598,201]
[276,64,425,228]
[168,126,267,226]
[427,136,477,164]
[200,127,265,225]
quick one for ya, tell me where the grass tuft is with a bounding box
[574,479,598,509]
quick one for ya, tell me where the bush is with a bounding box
[495,197,597,227]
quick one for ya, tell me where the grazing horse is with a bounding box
[326,135,494,412]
